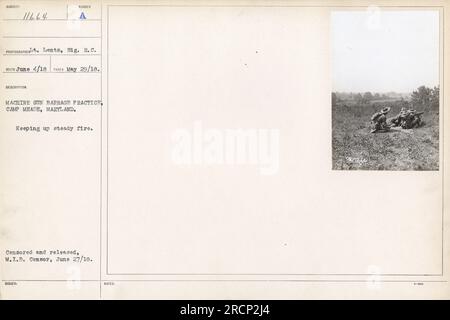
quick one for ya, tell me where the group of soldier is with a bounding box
[370,107,424,133]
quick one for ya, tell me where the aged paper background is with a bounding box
[0,0,449,299]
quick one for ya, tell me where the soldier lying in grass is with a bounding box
[388,107,407,127]
[401,109,424,129]
[372,107,424,133]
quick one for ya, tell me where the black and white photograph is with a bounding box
[332,10,440,170]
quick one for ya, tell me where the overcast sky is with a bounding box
[332,10,439,93]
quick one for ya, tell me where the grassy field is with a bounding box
[332,101,439,170]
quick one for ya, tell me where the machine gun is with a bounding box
[400,110,425,129]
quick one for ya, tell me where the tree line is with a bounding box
[332,85,439,110]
